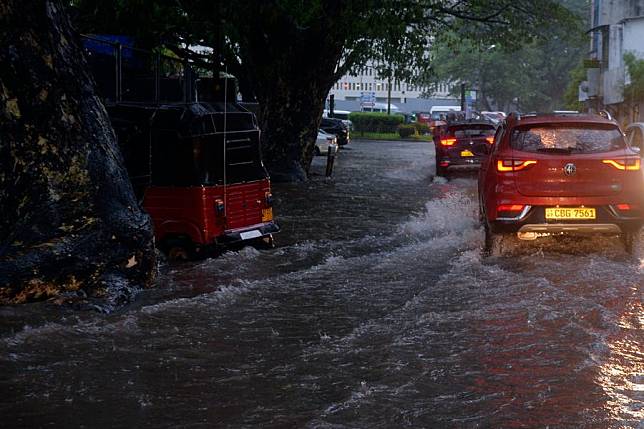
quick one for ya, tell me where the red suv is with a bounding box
[478,113,643,253]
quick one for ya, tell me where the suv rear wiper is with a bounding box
[536,147,573,154]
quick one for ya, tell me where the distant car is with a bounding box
[320,117,350,146]
[478,112,644,253]
[323,109,353,130]
[316,129,338,155]
[428,106,461,132]
[434,120,496,176]
[481,111,506,124]
[416,112,431,125]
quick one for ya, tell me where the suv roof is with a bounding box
[447,119,496,127]
[506,112,618,127]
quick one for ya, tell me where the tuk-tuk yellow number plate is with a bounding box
[460,150,474,157]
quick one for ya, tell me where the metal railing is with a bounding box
[82,34,196,105]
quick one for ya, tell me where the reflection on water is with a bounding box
[0,140,642,428]
[596,300,643,426]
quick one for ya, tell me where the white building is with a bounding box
[328,61,458,113]
[586,0,644,122]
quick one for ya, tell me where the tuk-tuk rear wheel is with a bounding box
[252,234,275,250]
[161,237,194,261]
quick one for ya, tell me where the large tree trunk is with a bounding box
[235,3,345,182]
[0,1,156,308]
[257,79,331,182]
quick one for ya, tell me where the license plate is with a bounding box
[262,208,273,222]
[460,150,474,157]
[240,229,262,240]
[545,207,596,220]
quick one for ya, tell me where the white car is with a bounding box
[316,129,338,155]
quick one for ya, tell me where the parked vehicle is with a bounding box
[361,102,399,113]
[478,112,643,253]
[84,35,279,259]
[323,109,353,129]
[316,129,338,155]
[434,120,496,177]
[109,103,279,259]
[320,117,350,146]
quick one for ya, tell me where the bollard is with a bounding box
[325,144,338,177]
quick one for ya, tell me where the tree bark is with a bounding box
[0,1,156,308]
[234,3,345,182]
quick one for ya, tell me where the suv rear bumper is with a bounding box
[438,157,483,168]
[517,223,621,234]
[489,206,642,234]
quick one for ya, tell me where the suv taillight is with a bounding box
[602,158,641,171]
[440,137,457,146]
[497,159,537,172]
[497,204,526,218]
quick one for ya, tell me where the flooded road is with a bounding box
[1,139,642,428]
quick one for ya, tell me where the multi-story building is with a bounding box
[586,0,644,123]
[328,61,459,113]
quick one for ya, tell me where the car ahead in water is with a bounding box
[316,129,338,155]
[320,117,350,146]
[434,120,496,176]
[478,112,644,253]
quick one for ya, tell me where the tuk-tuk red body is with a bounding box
[144,180,276,247]
[107,102,279,257]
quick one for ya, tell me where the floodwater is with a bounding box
[0,140,642,428]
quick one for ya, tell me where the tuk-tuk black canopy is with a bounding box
[108,102,267,196]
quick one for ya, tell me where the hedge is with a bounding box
[348,112,404,133]
[397,124,416,138]
[413,122,430,135]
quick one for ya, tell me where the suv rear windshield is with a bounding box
[449,124,495,138]
[511,124,625,154]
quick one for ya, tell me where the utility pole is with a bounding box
[387,75,392,115]
[460,83,466,112]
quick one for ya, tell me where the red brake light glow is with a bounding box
[616,203,632,211]
[440,137,457,146]
[497,204,525,212]
[602,159,641,171]
[496,160,537,172]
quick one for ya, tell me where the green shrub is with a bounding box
[397,124,416,138]
[348,112,404,133]
[413,122,430,135]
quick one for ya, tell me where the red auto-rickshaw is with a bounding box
[84,35,279,259]
[108,102,279,259]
